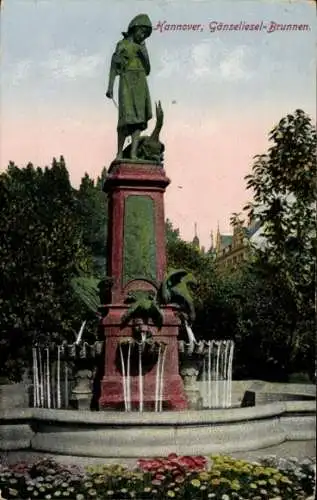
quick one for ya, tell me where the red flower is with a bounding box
[163,464,174,471]
[137,454,207,473]
[137,459,161,471]
[177,456,196,468]
[192,456,207,466]
[155,473,166,481]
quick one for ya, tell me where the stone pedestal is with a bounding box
[180,367,203,410]
[100,305,187,410]
[71,370,93,410]
[104,161,169,302]
[99,161,187,411]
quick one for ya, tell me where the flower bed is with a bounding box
[0,454,315,499]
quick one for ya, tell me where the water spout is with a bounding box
[158,344,167,412]
[57,345,61,409]
[32,348,39,407]
[75,320,87,345]
[39,349,44,408]
[227,341,234,407]
[207,341,213,407]
[46,347,51,409]
[126,341,132,411]
[138,343,143,412]
[202,355,206,407]
[215,341,221,408]
[155,344,162,412]
[119,342,128,411]
[201,339,235,409]
[64,362,69,409]
[184,321,196,346]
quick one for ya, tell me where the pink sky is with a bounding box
[2,109,274,248]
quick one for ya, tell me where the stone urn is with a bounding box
[60,340,103,410]
[179,340,205,410]
[71,369,93,410]
[180,366,202,410]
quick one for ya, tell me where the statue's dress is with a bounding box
[112,39,152,135]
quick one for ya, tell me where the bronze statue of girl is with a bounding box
[106,14,153,160]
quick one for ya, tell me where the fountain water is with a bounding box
[154,344,162,412]
[31,319,234,413]
[75,320,87,345]
[138,343,143,412]
[179,339,235,409]
[201,340,234,408]
[184,322,196,345]
[30,332,175,413]
[117,338,168,412]
[118,342,128,411]
[32,345,70,409]
[31,341,103,409]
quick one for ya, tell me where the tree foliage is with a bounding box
[165,110,316,381]
[245,109,316,272]
[242,109,316,379]
[76,168,108,275]
[0,159,97,380]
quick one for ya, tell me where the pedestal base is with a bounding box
[184,389,203,410]
[99,375,187,411]
[99,305,188,411]
[71,393,92,411]
[100,161,187,411]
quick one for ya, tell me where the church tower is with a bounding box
[192,222,200,249]
[215,221,221,254]
[210,229,214,251]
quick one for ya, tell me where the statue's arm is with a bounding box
[138,42,151,75]
[106,44,121,96]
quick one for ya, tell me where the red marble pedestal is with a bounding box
[99,161,187,410]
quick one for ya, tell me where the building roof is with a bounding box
[220,235,233,249]
[215,217,262,255]
[246,219,262,237]
[192,235,200,248]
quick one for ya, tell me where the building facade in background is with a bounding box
[214,217,262,273]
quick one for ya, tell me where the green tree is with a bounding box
[0,158,93,381]
[166,219,212,275]
[243,109,316,379]
[76,169,108,276]
[165,218,181,245]
[165,219,224,340]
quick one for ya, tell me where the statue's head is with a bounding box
[125,14,152,42]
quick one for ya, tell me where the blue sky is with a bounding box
[1,0,316,247]
[2,0,315,110]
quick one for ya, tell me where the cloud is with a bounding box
[190,40,253,82]
[157,39,254,83]
[10,59,33,85]
[4,49,104,86]
[42,49,103,80]
[157,48,183,78]
[218,46,253,82]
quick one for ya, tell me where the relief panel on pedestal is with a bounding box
[123,195,157,285]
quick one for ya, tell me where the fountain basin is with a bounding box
[0,400,315,458]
